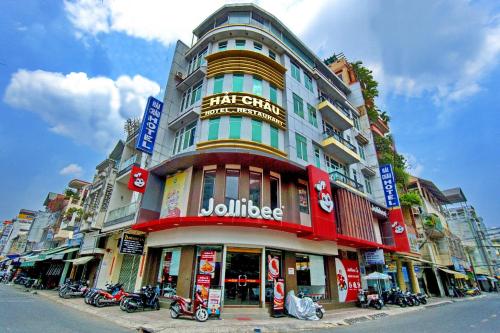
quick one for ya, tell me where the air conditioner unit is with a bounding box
[175,72,183,80]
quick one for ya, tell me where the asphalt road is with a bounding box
[313,294,500,333]
[0,284,132,333]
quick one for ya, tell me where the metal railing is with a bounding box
[329,171,364,192]
[118,155,137,173]
[319,95,351,118]
[323,130,357,153]
[106,201,138,224]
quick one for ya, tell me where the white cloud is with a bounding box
[3,69,160,151]
[63,0,327,46]
[403,153,424,177]
[59,163,83,176]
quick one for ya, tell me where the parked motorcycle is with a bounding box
[94,283,129,307]
[297,291,325,319]
[169,290,209,322]
[85,283,122,306]
[357,290,383,310]
[59,280,89,298]
[416,292,428,304]
[121,285,160,313]
[382,289,407,307]
[405,291,420,306]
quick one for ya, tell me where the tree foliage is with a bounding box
[400,191,423,207]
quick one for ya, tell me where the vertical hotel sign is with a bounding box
[379,164,411,252]
[136,96,163,155]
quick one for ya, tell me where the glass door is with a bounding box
[224,249,261,306]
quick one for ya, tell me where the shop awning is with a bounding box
[438,267,467,279]
[476,275,488,281]
[50,247,79,260]
[65,256,93,266]
[400,255,441,266]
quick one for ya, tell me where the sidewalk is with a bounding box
[20,286,489,333]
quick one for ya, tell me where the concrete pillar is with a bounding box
[408,261,421,293]
[326,256,339,303]
[59,252,75,286]
[395,257,406,291]
[284,251,297,294]
[433,267,446,297]
[177,245,195,298]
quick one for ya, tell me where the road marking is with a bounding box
[470,325,476,328]
[481,319,489,323]
[491,314,497,318]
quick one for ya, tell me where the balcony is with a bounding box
[176,65,206,92]
[370,117,390,137]
[317,97,353,131]
[117,155,138,177]
[312,68,347,101]
[104,201,138,228]
[329,171,364,193]
[354,129,370,145]
[361,165,377,177]
[423,213,445,239]
[322,130,361,165]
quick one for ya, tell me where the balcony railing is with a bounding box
[323,130,357,153]
[319,95,351,118]
[329,171,364,192]
[105,201,138,225]
[118,155,137,173]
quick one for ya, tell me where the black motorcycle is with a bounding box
[59,280,89,298]
[121,285,160,313]
[382,289,407,307]
[416,292,428,304]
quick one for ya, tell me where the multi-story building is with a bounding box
[0,209,36,257]
[91,4,418,310]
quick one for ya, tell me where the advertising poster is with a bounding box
[335,258,361,303]
[119,233,145,255]
[273,278,285,312]
[364,249,385,265]
[199,250,216,276]
[160,170,188,218]
[127,165,149,193]
[195,275,211,301]
[207,289,222,315]
[267,255,280,281]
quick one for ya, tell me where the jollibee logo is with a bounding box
[392,221,405,234]
[315,180,333,213]
[133,172,145,188]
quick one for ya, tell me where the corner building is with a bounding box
[131,4,404,309]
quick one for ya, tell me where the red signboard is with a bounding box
[268,254,280,281]
[199,250,216,275]
[388,208,411,253]
[273,278,285,311]
[335,258,361,303]
[306,165,337,240]
[195,274,211,301]
[128,165,149,193]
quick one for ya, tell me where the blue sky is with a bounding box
[0,0,499,227]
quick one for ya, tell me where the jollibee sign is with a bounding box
[200,197,283,221]
[128,165,149,193]
[306,165,336,240]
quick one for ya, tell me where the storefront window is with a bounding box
[225,169,240,206]
[270,176,280,210]
[265,249,283,302]
[249,172,262,207]
[157,247,181,297]
[193,245,223,302]
[298,184,309,214]
[296,254,327,300]
[201,170,216,210]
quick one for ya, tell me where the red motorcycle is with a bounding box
[169,290,209,322]
[94,283,130,307]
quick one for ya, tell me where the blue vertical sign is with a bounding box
[136,96,163,155]
[379,164,400,208]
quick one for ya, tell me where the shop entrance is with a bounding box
[224,248,261,306]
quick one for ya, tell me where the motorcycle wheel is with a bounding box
[398,299,406,308]
[374,302,382,310]
[95,296,106,308]
[125,301,137,313]
[170,304,180,319]
[119,298,129,311]
[420,298,427,305]
[414,299,420,306]
[62,291,71,299]
[153,300,160,311]
[195,308,209,322]
[316,308,324,319]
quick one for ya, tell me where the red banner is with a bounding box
[389,208,411,252]
[267,255,280,281]
[306,165,337,240]
[128,165,149,193]
[273,278,285,311]
[335,258,361,302]
[195,274,211,301]
[199,250,216,275]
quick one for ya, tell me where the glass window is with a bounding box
[268,50,276,60]
[235,40,246,50]
[304,73,313,92]
[293,93,304,118]
[298,184,309,214]
[208,118,220,141]
[181,121,196,151]
[229,116,242,139]
[249,172,262,207]
[359,145,366,160]
[307,104,317,127]
[296,254,327,300]
[291,62,301,82]
[314,146,321,168]
[251,119,262,142]
[190,81,203,105]
[270,177,280,210]
[213,75,224,94]
[269,84,277,104]
[229,12,250,24]
[270,126,279,149]
[365,178,372,195]
[232,74,244,92]
[157,247,182,297]
[253,42,262,51]
[225,170,240,206]
[218,41,227,50]
[295,133,307,161]
[252,76,263,96]
[201,170,216,210]
[353,116,361,130]
[324,155,346,175]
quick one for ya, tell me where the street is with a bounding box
[0,284,131,333]
[313,294,500,333]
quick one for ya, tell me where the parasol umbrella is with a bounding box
[362,272,392,296]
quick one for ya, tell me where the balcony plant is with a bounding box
[400,191,423,207]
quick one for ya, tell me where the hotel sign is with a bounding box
[379,164,400,208]
[201,92,286,129]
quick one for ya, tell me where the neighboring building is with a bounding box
[0,209,36,256]
[90,4,414,309]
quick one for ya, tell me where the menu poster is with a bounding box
[195,275,211,301]
[119,233,145,255]
[267,255,280,281]
[207,289,222,316]
[199,250,216,275]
